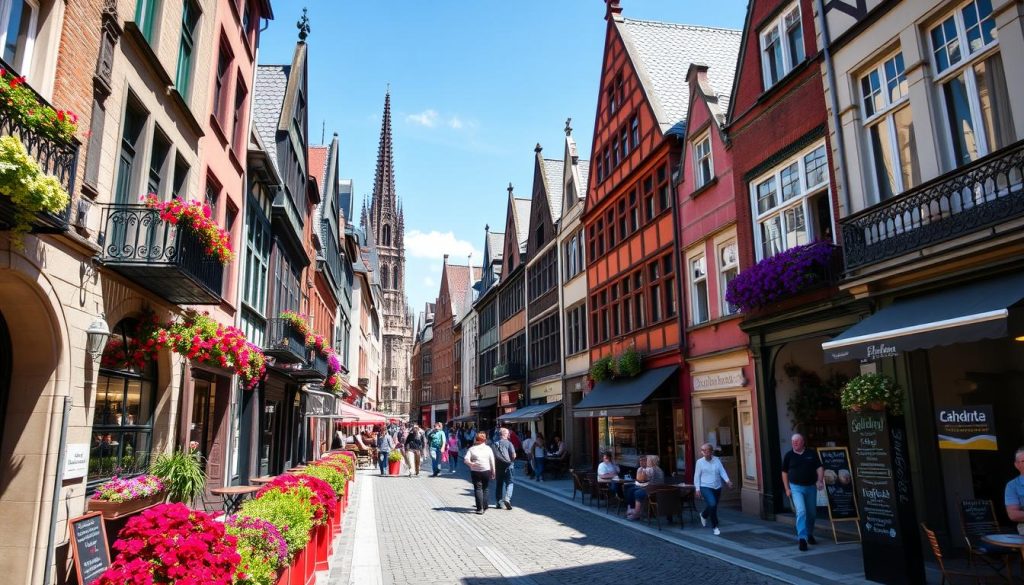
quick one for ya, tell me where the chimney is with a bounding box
[443,254,449,265]
[605,0,622,20]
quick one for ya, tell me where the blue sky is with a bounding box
[257,0,748,315]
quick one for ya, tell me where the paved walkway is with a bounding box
[328,466,789,584]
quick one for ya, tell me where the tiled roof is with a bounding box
[542,158,565,223]
[616,19,741,135]
[253,65,290,174]
[577,160,590,200]
[513,197,532,251]
[308,146,329,189]
[444,264,478,317]
[488,231,505,262]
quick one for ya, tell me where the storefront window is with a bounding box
[90,318,157,485]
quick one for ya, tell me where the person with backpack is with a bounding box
[404,424,425,476]
[427,422,447,477]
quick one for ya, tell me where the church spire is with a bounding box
[370,89,398,238]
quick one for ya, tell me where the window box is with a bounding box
[725,240,840,312]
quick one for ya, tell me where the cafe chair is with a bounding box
[959,499,1017,576]
[607,484,627,516]
[647,487,684,531]
[921,523,1005,585]
[571,471,591,505]
[592,476,611,511]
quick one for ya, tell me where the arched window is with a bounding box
[392,267,400,290]
[91,318,157,485]
[382,224,391,247]
[381,264,390,290]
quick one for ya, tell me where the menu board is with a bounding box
[960,499,998,539]
[847,411,900,543]
[818,447,858,521]
[70,512,110,585]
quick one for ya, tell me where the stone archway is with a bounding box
[0,258,68,585]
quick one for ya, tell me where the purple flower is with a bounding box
[725,241,840,312]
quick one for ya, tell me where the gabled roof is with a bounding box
[615,18,741,135]
[252,64,290,174]
[541,158,565,223]
[513,197,532,252]
[339,179,354,225]
[444,264,481,317]
[488,231,505,262]
[577,160,591,200]
[308,145,329,188]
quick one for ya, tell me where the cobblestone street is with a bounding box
[329,468,784,585]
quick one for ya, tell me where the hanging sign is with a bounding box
[936,406,996,450]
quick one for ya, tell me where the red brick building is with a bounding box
[430,257,480,424]
[577,1,740,473]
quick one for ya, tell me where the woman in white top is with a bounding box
[694,443,733,534]
[597,451,619,483]
[464,432,496,514]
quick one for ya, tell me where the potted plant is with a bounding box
[840,373,903,415]
[388,449,403,475]
[0,135,70,247]
[87,474,165,518]
[150,449,207,505]
[589,356,614,383]
[616,347,643,378]
[225,515,289,585]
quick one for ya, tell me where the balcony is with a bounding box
[293,351,328,382]
[492,362,525,386]
[841,140,1024,270]
[264,318,308,363]
[0,63,79,233]
[98,204,223,304]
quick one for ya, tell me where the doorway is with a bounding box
[700,398,741,507]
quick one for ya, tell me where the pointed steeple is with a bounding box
[369,90,398,238]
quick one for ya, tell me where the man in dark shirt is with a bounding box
[781,433,824,551]
[492,428,516,510]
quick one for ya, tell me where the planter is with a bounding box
[274,565,290,585]
[388,460,401,475]
[289,546,306,585]
[86,492,165,519]
[304,535,315,585]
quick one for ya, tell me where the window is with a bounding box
[172,156,190,199]
[621,127,629,160]
[175,0,200,98]
[91,318,157,485]
[233,78,248,153]
[115,99,147,204]
[205,173,221,216]
[750,143,833,260]
[689,254,710,325]
[693,133,713,188]
[929,0,1013,167]
[380,264,389,291]
[500,276,524,321]
[529,314,560,369]
[760,3,804,89]
[382,223,391,247]
[565,303,588,356]
[657,165,671,211]
[134,0,159,43]
[718,240,739,316]
[1,0,38,73]
[631,115,640,150]
[860,52,918,200]
[527,249,556,301]
[147,129,170,196]
[242,195,270,315]
[213,38,232,125]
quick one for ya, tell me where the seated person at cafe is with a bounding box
[626,455,665,520]
[354,431,370,451]
[549,436,567,460]
[597,451,619,483]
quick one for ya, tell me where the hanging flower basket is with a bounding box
[278,311,346,394]
[155,310,267,388]
[0,135,70,247]
[840,373,903,415]
[142,195,235,264]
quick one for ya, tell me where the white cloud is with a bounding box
[448,116,463,129]
[406,230,480,261]
[406,109,439,127]
[423,276,436,287]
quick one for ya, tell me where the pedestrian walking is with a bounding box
[375,425,395,476]
[404,424,425,476]
[532,432,546,481]
[492,427,516,509]
[464,432,495,514]
[446,431,460,473]
[781,433,824,551]
[694,443,733,535]
[427,422,447,477]
[522,432,534,478]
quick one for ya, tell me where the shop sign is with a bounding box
[818,447,859,521]
[64,443,89,480]
[936,406,996,450]
[848,412,899,543]
[692,368,746,392]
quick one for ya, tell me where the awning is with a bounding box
[822,273,1024,363]
[470,397,498,410]
[303,388,335,417]
[450,413,476,422]
[497,401,562,423]
[336,402,388,425]
[573,366,678,418]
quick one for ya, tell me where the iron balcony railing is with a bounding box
[292,350,328,382]
[0,58,79,233]
[98,204,223,304]
[841,140,1024,270]
[264,318,308,364]
[492,361,525,385]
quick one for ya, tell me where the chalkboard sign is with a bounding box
[960,499,999,539]
[818,447,859,521]
[70,512,110,585]
[848,411,899,543]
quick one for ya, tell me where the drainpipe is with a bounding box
[816,0,852,215]
[43,395,71,585]
[669,142,689,478]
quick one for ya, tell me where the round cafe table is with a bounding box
[209,485,260,516]
[248,476,276,485]
[981,534,1024,581]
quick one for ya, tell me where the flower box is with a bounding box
[86,491,164,519]
[274,565,291,585]
[289,546,306,585]
[314,522,329,571]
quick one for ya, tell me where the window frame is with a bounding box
[688,252,710,325]
[0,0,39,74]
[759,2,804,90]
[859,50,916,201]
[175,0,200,99]
[717,238,739,317]
[692,132,714,188]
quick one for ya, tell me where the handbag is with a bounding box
[441,449,449,463]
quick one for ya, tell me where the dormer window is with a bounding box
[692,132,713,188]
[760,3,805,89]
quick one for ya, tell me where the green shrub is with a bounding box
[301,464,346,499]
[150,449,206,504]
[590,356,614,382]
[388,449,403,462]
[239,490,314,559]
[616,347,643,378]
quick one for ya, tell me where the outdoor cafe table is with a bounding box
[210,485,260,515]
[248,476,276,485]
[981,534,1024,581]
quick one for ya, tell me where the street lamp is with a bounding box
[86,314,110,361]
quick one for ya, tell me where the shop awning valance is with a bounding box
[822,272,1024,363]
[337,402,388,425]
[470,397,498,410]
[497,401,562,423]
[450,413,476,422]
[573,366,678,418]
[303,388,335,417]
